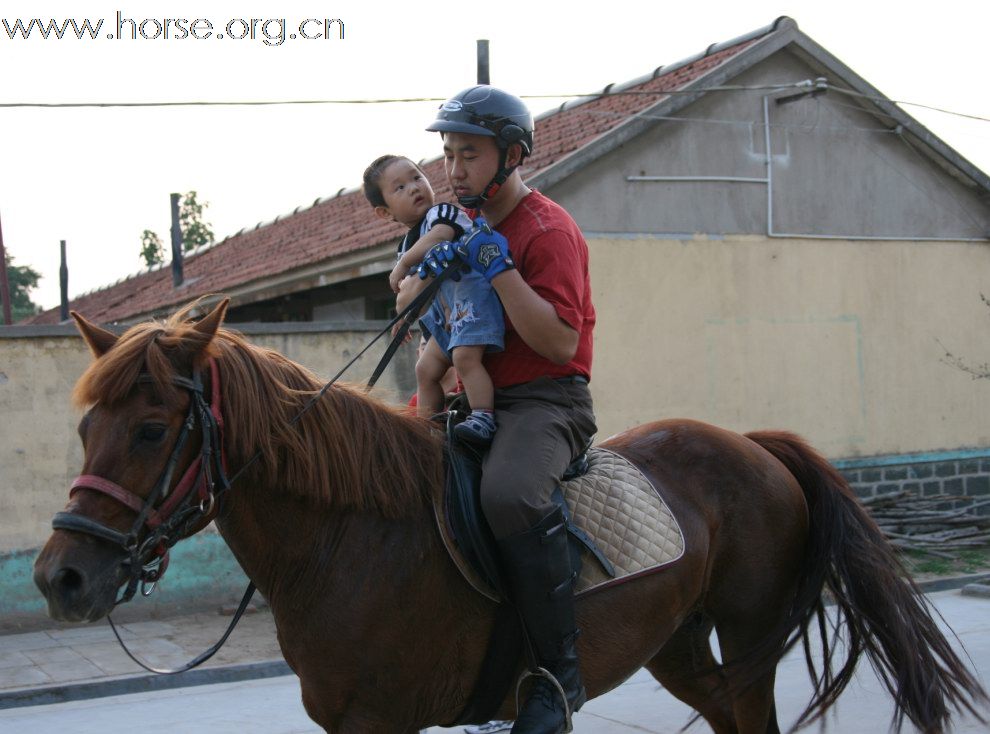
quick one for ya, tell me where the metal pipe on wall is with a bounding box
[624,97,988,244]
[760,95,988,243]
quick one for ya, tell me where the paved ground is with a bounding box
[1,586,988,732]
[0,607,284,701]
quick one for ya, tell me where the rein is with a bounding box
[52,266,456,674]
[53,360,228,605]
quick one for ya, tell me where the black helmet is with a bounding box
[427,86,533,158]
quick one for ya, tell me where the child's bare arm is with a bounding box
[395,271,431,313]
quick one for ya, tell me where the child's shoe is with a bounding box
[454,409,497,446]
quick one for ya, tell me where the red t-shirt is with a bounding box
[483,191,595,388]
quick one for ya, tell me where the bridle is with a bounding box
[47,262,458,673]
[52,358,229,605]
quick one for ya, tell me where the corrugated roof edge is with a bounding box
[228,181,366,240]
[373,17,794,180]
[68,240,210,302]
[60,180,367,306]
[533,16,795,122]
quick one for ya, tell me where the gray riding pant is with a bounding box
[480,377,597,539]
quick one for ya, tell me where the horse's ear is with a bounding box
[192,298,229,342]
[71,312,119,357]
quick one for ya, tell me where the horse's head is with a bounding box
[34,299,230,622]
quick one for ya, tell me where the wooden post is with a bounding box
[0,211,12,325]
[170,193,183,287]
[476,40,490,85]
[59,240,69,322]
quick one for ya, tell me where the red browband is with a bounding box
[68,358,226,533]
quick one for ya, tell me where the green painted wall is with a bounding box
[3,533,248,620]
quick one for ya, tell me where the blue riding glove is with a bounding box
[416,242,463,281]
[456,218,515,282]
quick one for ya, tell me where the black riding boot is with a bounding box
[497,506,587,734]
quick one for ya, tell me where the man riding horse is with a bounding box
[421,85,597,734]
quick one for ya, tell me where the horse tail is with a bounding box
[745,429,987,733]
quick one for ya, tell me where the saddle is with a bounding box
[433,442,686,604]
[433,416,686,725]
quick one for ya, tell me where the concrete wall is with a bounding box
[5,232,990,623]
[584,233,990,459]
[6,47,990,625]
[548,50,989,239]
[0,322,417,625]
[540,46,990,460]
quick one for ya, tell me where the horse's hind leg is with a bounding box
[714,617,783,734]
[645,614,737,734]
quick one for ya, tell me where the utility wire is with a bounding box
[2,81,987,123]
[0,83,814,108]
[0,97,446,108]
[575,107,900,136]
[828,86,990,123]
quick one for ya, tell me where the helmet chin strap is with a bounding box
[456,149,518,210]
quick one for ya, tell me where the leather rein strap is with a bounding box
[50,266,456,675]
[53,359,229,604]
[51,359,250,675]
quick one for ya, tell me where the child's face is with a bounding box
[377,159,435,227]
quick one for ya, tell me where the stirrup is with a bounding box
[513,666,575,734]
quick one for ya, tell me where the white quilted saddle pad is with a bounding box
[434,447,685,601]
[567,447,685,596]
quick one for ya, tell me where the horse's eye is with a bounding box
[138,424,167,442]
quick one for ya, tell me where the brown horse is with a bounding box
[34,300,987,733]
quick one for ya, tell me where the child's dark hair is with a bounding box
[363,154,417,208]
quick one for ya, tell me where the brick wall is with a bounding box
[836,454,990,515]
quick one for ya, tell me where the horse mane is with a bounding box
[72,306,443,519]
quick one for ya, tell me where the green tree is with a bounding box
[179,191,214,251]
[2,252,42,321]
[139,191,215,266]
[140,229,164,268]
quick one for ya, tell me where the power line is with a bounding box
[0,85,807,109]
[0,97,447,108]
[576,106,901,136]
[2,81,987,124]
[828,86,990,123]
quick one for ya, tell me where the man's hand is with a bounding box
[417,242,463,281]
[456,218,514,282]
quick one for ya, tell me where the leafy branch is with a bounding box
[139,191,214,267]
[937,293,990,380]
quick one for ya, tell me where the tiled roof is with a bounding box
[24,31,764,325]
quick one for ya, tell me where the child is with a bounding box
[363,154,503,445]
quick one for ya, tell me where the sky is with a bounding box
[2,1,988,312]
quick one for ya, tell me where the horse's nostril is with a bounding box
[52,567,85,593]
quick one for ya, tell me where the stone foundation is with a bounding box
[835,452,990,515]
